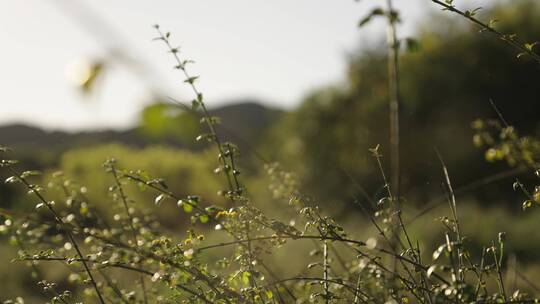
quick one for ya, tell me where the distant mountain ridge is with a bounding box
[0,102,283,152]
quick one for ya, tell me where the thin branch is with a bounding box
[9,167,106,304]
[431,0,540,63]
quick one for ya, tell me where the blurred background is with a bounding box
[2,0,540,301]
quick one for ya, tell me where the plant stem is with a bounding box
[431,0,540,63]
[386,0,401,203]
[323,240,330,304]
[9,168,106,304]
[109,162,148,304]
[492,242,508,302]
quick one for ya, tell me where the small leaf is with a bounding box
[183,203,193,213]
[358,15,373,27]
[369,144,381,157]
[427,265,437,278]
[0,159,18,167]
[241,271,251,286]
[199,214,209,223]
[20,171,42,179]
[525,42,539,51]
[432,244,446,260]
[358,8,384,27]
[472,7,482,14]
[4,176,19,184]
[196,133,215,142]
[488,19,499,28]
[177,200,193,213]
[184,76,199,84]
[148,178,168,189]
[191,99,200,110]
[522,200,533,210]
[155,194,166,205]
[464,8,481,17]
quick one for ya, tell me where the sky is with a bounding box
[0,0,483,131]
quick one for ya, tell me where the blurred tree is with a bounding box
[139,102,201,147]
[139,101,283,169]
[265,1,540,208]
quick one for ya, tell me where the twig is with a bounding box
[386,0,401,202]
[431,0,540,64]
[8,167,106,304]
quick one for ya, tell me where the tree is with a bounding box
[267,1,540,207]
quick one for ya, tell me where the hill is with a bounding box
[0,102,283,158]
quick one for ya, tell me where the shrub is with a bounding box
[1,1,540,303]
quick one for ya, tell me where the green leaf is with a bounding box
[184,76,199,84]
[199,214,209,223]
[525,42,539,51]
[358,8,384,28]
[177,200,194,213]
[241,271,251,286]
[522,200,533,210]
[488,19,499,27]
[183,203,193,213]
[464,8,481,17]
[358,15,373,27]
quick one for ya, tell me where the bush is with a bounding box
[2,2,540,304]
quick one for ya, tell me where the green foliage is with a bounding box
[140,102,200,144]
[265,1,540,205]
[54,144,225,227]
[473,118,540,210]
[2,1,540,303]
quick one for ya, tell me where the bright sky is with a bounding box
[0,0,486,131]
